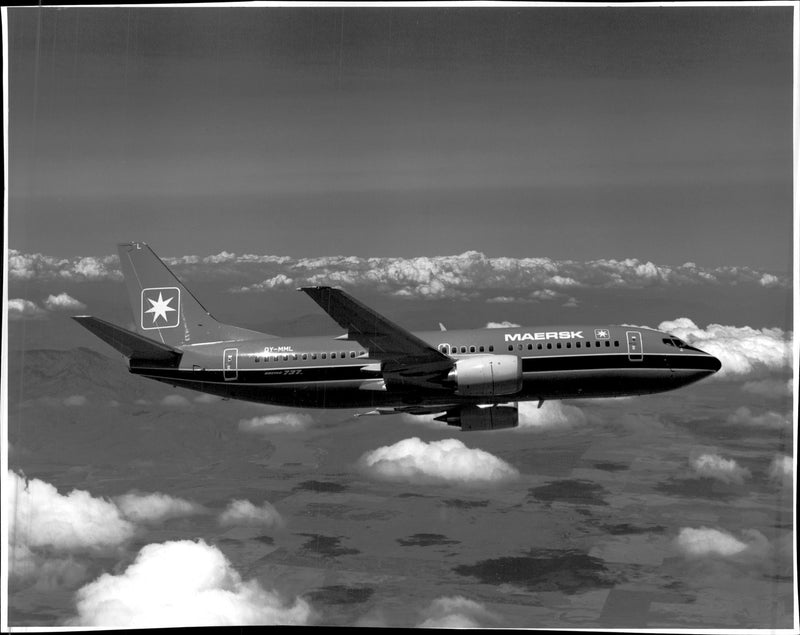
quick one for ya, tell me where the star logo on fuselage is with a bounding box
[141,287,181,329]
[594,328,610,339]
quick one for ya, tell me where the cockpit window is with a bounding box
[665,336,700,351]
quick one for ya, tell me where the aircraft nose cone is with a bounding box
[708,355,722,373]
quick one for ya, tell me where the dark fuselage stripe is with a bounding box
[132,353,716,384]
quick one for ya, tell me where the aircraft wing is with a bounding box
[299,286,452,375]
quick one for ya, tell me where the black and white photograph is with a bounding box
[3,1,797,630]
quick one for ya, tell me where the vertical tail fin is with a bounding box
[118,242,271,346]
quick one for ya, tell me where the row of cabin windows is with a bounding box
[439,344,495,354]
[508,340,621,352]
[254,350,366,363]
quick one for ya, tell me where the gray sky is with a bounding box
[7,5,794,271]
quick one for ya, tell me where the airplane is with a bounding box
[73,242,722,431]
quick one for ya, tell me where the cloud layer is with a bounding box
[359,437,519,484]
[658,318,792,379]
[9,249,789,301]
[70,540,312,627]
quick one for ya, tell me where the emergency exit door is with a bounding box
[223,348,238,380]
[626,331,643,362]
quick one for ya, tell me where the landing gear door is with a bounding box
[626,331,643,362]
[223,348,238,381]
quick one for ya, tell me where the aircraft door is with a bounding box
[626,331,643,362]
[223,348,238,380]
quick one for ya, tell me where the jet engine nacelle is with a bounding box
[438,404,519,431]
[447,355,523,397]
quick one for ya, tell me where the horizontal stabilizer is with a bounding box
[72,316,182,361]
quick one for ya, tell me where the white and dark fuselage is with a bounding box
[131,325,720,409]
[74,243,721,429]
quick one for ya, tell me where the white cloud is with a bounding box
[359,437,519,484]
[674,527,746,557]
[768,455,793,486]
[195,393,222,403]
[218,500,284,529]
[114,492,205,524]
[727,407,791,428]
[674,527,769,560]
[8,471,135,552]
[70,540,312,627]
[238,412,313,432]
[516,400,587,431]
[485,320,520,329]
[740,378,793,398]
[758,273,780,287]
[63,395,88,407]
[8,298,47,320]
[44,292,87,311]
[690,453,750,485]
[417,596,497,628]
[160,394,191,407]
[658,318,792,379]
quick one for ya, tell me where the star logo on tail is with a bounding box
[141,287,181,329]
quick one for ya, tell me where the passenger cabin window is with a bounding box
[460,346,467,353]
[614,341,619,347]
[547,343,552,350]
[469,345,476,353]
[479,346,484,352]
[556,342,562,349]
[283,354,289,361]
[311,353,317,360]
[605,341,610,347]
[595,341,601,348]
[566,342,571,348]
[321,353,327,359]
[508,345,513,351]
[255,356,261,363]
[302,353,307,360]
[488,345,494,352]
[576,342,581,348]
[350,351,356,358]
[527,344,533,350]
[537,343,543,350]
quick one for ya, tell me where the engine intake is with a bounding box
[447,355,522,397]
